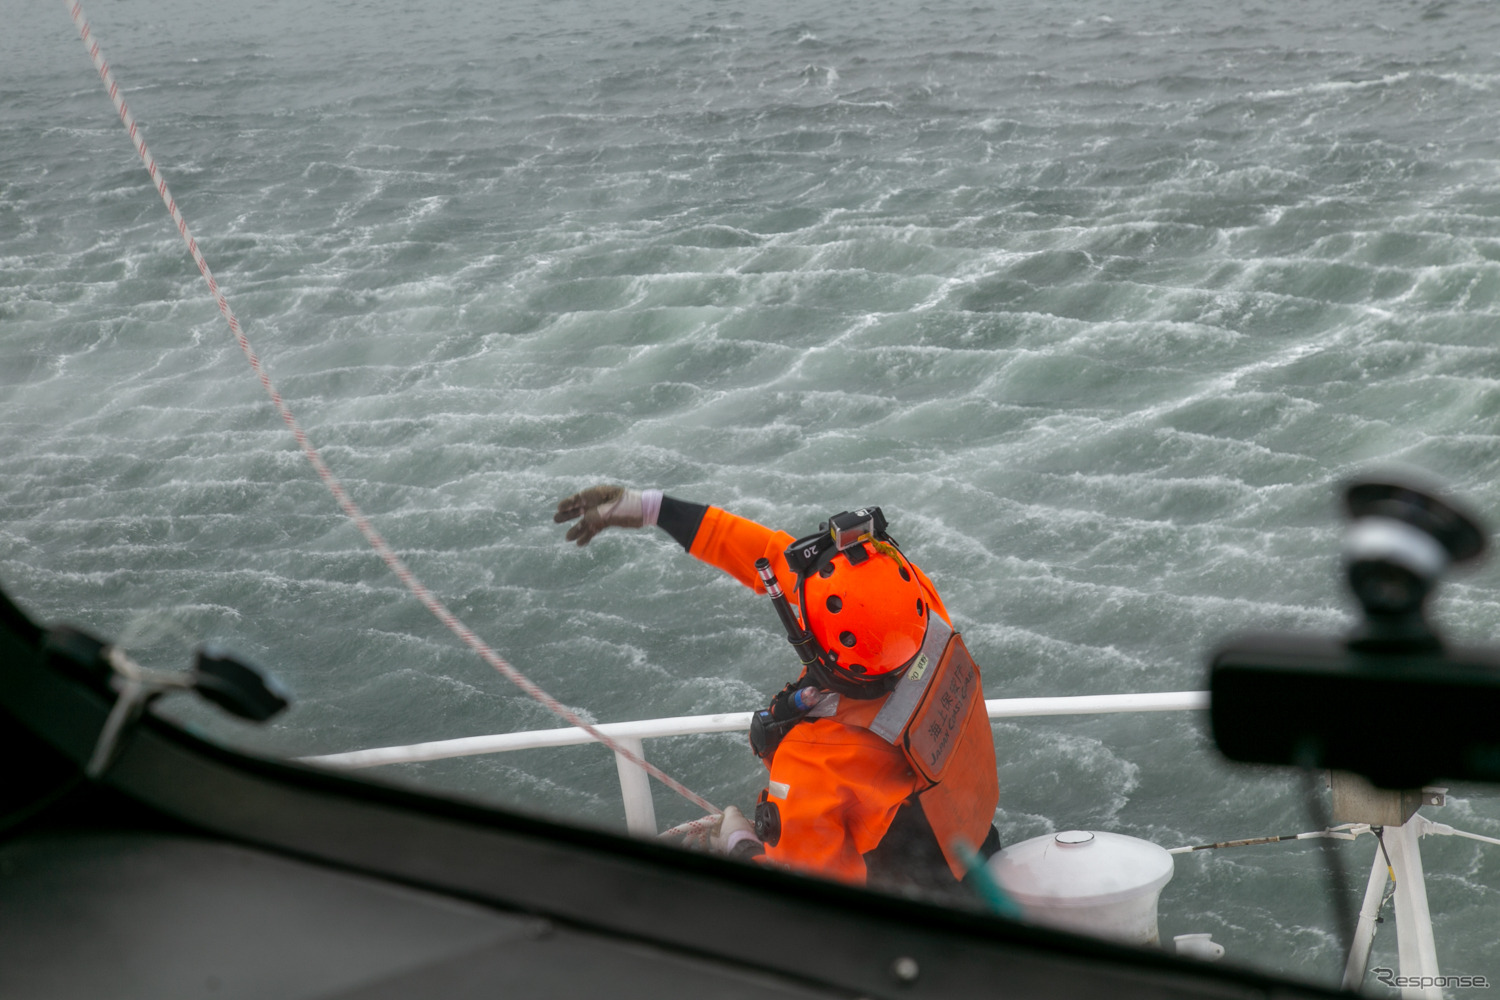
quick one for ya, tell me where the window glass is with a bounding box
[3,0,1499,990]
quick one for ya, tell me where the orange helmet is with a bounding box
[788,509,929,696]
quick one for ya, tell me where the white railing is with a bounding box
[301,690,1209,836]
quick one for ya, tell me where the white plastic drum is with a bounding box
[986,830,1174,945]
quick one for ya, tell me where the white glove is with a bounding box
[553,485,661,546]
[712,804,758,854]
[682,806,759,855]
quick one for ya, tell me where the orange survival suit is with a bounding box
[658,498,1001,893]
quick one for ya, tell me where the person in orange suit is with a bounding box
[555,486,1000,897]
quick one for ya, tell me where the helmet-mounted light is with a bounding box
[784,507,891,576]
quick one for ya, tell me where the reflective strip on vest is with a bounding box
[868,615,953,745]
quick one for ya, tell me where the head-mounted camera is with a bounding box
[784,507,891,576]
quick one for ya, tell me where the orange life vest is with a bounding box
[685,505,999,886]
[758,616,999,884]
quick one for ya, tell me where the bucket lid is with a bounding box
[988,830,1174,907]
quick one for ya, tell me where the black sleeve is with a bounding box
[657,495,709,551]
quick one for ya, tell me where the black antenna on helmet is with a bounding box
[754,558,829,674]
[750,558,834,759]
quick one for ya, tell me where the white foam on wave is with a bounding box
[996,722,1141,831]
[959,619,1153,674]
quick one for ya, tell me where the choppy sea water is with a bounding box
[5,0,1500,987]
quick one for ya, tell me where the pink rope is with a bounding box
[62,0,719,819]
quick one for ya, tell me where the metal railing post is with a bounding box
[1341,840,1389,990]
[613,736,657,836]
[1387,818,1441,998]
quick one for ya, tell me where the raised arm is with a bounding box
[553,486,795,592]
